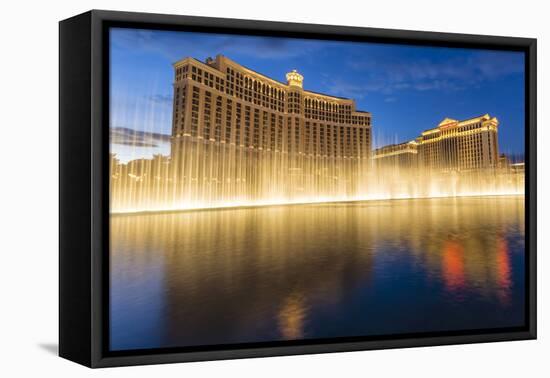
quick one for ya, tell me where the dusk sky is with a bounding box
[110,27,525,162]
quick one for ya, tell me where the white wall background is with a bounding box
[0,0,547,376]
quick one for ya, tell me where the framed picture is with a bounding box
[59,10,537,368]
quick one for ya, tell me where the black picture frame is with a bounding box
[59,9,537,368]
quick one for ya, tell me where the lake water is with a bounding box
[110,196,525,351]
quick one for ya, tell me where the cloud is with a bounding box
[111,28,319,62]
[320,78,373,99]
[211,36,319,59]
[336,50,524,97]
[111,29,174,59]
[110,127,171,147]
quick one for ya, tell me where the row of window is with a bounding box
[173,86,371,157]
[176,63,371,122]
[422,122,493,141]
[418,133,497,168]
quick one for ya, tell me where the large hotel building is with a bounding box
[169,54,372,204]
[373,114,500,172]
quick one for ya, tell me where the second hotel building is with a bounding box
[170,54,372,206]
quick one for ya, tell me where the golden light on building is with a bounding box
[109,56,524,214]
[111,55,372,212]
[286,69,304,88]
[373,140,418,170]
[374,114,500,172]
[417,114,499,171]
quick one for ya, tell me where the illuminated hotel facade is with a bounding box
[373,114,500,172]
[169,55,372,205]
[372,140,419,171]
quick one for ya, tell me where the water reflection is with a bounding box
[496,237,512,305]
[442,240,465,292]
[277,291,308,340]
[110,196,525,351]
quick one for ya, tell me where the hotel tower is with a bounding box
[169,55,372,206]
[373,114,500,172]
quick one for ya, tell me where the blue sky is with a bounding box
[110,27,525,161]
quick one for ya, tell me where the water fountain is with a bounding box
[109,141,524,214]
